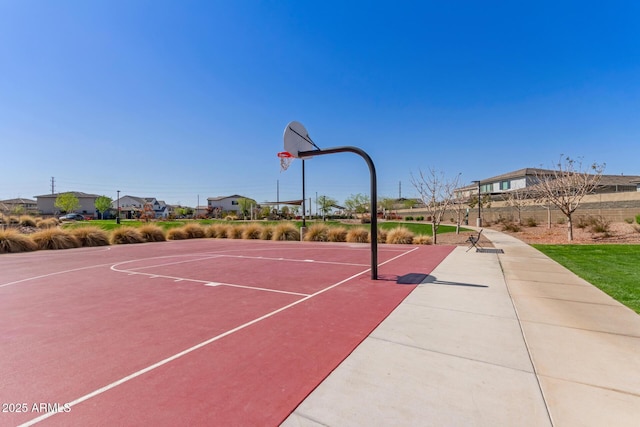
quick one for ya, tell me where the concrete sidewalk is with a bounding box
[282,229,640,426]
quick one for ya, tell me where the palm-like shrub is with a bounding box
[139,224,167,242]
[304,223,329,242]
[386,227,415,244]
[272,223,300,241]
[346,228,369,243]
[71,226,110,247]
[31,229,80,250]
[0,229,38,253]
[327,226,348,242]
[111,226,146,244]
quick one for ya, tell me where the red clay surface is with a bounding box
[0,239,454,426]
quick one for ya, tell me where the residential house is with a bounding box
[112,196,169,219]
[0,198,38,214]
[455,168,640,200]
[34,192,100,216]
[433,167,640,224]
[207,195,253,215]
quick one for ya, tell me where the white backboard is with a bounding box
[283,121,317,158]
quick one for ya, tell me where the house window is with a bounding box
[500,181,510,190]
[480,184,492,193]
[231,201,239,205]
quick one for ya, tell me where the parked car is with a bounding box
[59,213,86,221]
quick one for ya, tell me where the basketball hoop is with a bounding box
[277,151,294,171]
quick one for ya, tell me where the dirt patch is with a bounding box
[433,222,640,246]
[434,229,494,248]
[485,221,640,245]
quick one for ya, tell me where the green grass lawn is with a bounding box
[533,244,640,314]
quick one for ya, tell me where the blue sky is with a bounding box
[1,1,639,208]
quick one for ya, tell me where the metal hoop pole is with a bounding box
[299,146,378,280]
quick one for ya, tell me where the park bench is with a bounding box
[466,229,483,252]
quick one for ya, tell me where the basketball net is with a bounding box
[278,151,294,172]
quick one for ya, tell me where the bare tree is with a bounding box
[501,188,531,224]
[534,156,605,241]
[449,194,468,234]
[411,169,461,244]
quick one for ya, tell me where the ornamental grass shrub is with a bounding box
[272,223,299,241]
[70,226,110,247]
[19,215,37,227]
[206,223,227,238]
[304,223,329,242]
[226,224,244,239]
[111,226,146,244]
[412,235,433,245]
[0,229,38,253]
[182,223,206,239]
[139,224,167,242]
[502,222,521,232]
[375,228,388,243]
[242,223,263,239]
[36,218,60,229]
[346,228,369,243]
[166,227,188,240]
[386,227,414,244]
[327,226,347,242]
[260,225,274,240]
[31,228,80,250]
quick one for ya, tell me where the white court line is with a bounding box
[0,263,113,289]
[19,245,421,426]
[217,254,369,267]
[109,266,308,297]
[203,282,308,296]
[113,255,223,272]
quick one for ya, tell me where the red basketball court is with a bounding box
[0,239,453,426]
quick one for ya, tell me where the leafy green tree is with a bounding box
[318,195,337,220]
[344,193,370,217]
[176,207,194,217]
[237,197,257,219]
[10,205,25,215]
[379,197,396,219]
[55,193,80,214]
[94,195,113,219]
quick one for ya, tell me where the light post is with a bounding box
[472,180,481,227]
[116,190,120,224]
